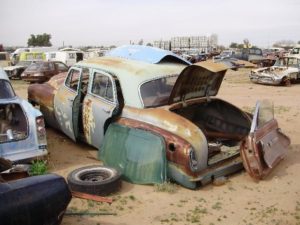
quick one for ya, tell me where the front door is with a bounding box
[54,67,82,141]
[82,70,118,148]
[240,100,290,179]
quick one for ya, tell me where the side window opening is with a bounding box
[91,72,114,102]
[65,69,81,91]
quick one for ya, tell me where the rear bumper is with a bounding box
[168,157,244,189]
[2,148,48,164]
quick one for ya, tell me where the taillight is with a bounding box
[36,116,47,148]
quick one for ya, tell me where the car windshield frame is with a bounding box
[139,74,178,108]
[0,80,16,99]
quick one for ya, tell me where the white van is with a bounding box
[46,51,84,66]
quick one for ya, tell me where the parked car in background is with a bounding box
[233,48,275,67]
[28,45,290,189]
[214,50,235,60]
[21,61,69,83]
[4,60,33,79]
[46,50,84,66]
[0,52,11,68]
[0,68,47,163]
[4,52,46,79]
[289,45,300,56]
[250,55,300,86]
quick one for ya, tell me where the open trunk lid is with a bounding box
[168,61,228,104]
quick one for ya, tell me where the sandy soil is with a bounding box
[12,68,300,225]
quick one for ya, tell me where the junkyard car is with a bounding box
[21,61,69,83]
[250,55,300,86]
[4,60,33,79]
[28,45,290,189]
[0,68,47,163]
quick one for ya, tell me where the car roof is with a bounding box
[106,45,191,65]
[77,56,186,108]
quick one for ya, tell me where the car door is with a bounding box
[240,100,290,179]
[54,67,82,141]
[82,70,119,149]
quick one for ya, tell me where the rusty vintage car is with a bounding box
[0,68,48,163]
[250,55,300,86]
[28,45,290,189]
[21,61,69,83]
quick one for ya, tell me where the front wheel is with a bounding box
[67,165,121,196]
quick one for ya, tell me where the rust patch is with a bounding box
[82,98,95,144]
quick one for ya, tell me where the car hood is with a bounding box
[3,65,25,71]
[168,61,228,104]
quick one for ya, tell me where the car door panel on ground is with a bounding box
[241,100,290,179]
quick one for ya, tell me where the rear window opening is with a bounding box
[0,103,28,143]
[140,75,178,108]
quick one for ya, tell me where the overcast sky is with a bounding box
[1,0,300,48]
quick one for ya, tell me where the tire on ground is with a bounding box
[67,165,121,196]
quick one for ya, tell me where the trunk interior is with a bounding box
[0,103,28,143]
[171,99,251,166]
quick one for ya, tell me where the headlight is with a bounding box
[189,148,198,172]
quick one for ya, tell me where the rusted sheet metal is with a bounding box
[71,191,113,204]
[117,117,196,176]
[120,106,208,171]
[240,119,290,179]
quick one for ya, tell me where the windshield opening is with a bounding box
[140,75,178,108]
[0,80,15,99]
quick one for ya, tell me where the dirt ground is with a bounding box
[12,68,300,225]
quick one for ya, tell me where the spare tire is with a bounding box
[67,165,121,196]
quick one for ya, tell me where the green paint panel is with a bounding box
[99,123,167,184]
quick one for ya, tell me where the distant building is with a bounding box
[153,34,218,53]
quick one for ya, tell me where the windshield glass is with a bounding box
[249,48,262,55]
[26,62,50,71]
[274,58,286,67]
[0,80,15,99]
[140,75,178,108]
[287,58,300,68]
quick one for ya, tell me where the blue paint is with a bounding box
[106,45,191,65]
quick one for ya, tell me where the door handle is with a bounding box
[102,109,110,114]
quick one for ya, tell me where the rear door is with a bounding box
[240,100,290,179]
[82,69,119,148]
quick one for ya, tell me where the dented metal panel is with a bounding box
[169,62,228,104]
[240,101,290,179]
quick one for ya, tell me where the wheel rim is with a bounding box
[77,169,113,182]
